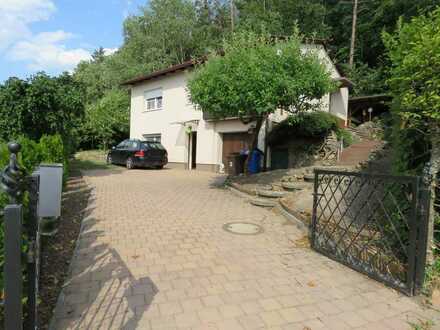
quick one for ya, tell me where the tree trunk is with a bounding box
[427,122,440,263]
[244,116,265,174]
[349,0,358,68]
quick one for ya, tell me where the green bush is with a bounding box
[268,111,342,145]
[0,135,70,298]
[336,129,353,147]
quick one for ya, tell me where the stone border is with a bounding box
[49,175,95,330]
[227,182,310,235]
[278,199,310,235]
[256,189,287,198]
[228,182,257,196]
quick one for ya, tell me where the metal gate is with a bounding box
[311,169,430,296]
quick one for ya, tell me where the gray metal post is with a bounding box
[1,142,25,330]
[4,204,23,330]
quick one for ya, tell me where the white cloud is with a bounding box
[8,31,91,71]
[0,0,56,50]
[0,0,117,74]
[103,47,118,56]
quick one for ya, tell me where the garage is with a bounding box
[222,132,252,174]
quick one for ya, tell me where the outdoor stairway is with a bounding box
[337,139,382,166]
[249,179,313,208]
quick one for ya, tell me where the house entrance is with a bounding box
[191,132,197,169]
[187,132,197,170]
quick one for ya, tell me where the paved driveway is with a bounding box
[52,169,439,329]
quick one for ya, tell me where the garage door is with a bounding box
[222,133,252,172]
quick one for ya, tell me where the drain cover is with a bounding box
[223,222,263,235]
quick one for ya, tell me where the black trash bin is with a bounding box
[226,153,247,175]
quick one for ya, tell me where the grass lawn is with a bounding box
[72,150,119,171]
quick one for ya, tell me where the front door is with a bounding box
[191,132,197,169]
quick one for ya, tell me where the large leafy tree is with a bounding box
[236,0,329,36]
[188,32,334,158]
[79,89,130,150]
[73,0,231,149]
[0,72,84,145]
[383,8,440,258]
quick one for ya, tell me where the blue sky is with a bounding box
[0,0,147,82]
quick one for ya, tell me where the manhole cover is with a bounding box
[223,222,263,235]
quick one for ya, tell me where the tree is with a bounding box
[236,0,329,37]
[0,72,85,146]
[80,89,130,150]
[188,32,335,165]
[383,7,440,259]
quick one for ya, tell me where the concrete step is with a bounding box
[256,190,287,198]
[281,181,311,191]
[250,198,278,207]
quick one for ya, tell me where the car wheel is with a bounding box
[126,157,134,169]
[156,165,164,169]
[107,154,113,164]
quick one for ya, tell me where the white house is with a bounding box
[123,44,352,173]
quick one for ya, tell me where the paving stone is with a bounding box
[51,169,440,329]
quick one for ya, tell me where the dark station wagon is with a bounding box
[107,139,168,169]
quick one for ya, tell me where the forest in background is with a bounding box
[0,0,439,150]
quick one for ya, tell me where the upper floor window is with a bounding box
[144,88,163,111]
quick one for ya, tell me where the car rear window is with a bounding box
[141,142,165,150]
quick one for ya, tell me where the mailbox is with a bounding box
[37,164,63,218]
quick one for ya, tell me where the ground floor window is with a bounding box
[143,134,161,142]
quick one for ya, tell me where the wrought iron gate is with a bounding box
[311,169,430,296]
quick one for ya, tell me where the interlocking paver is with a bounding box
[51,169,439,329]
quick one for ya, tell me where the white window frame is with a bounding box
[144,88,163,112]
[143,134,162,143]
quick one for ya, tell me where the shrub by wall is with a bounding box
[0,134,69,300]
[268,111,352,146]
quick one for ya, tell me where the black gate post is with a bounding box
[4,205,23,330]
[1,142,25,330]
[414,176,431,294]
[311,170,319,248]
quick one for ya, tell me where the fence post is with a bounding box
[4,205,23,330]
[1,142,25,330]
[414,175,431,294]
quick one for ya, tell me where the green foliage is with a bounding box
[336,129,354,147]
[345,63,387,97]
[188,32,334,120]
[0,72,85,146]
[79,89,130,149]
[381,8,440,174]
[236,0,330,37]
[383,8,440,123]
[326,0,440,67]
[0,135,70,295]
[267,112,341,145]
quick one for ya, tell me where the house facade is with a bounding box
[123,44,351,173]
